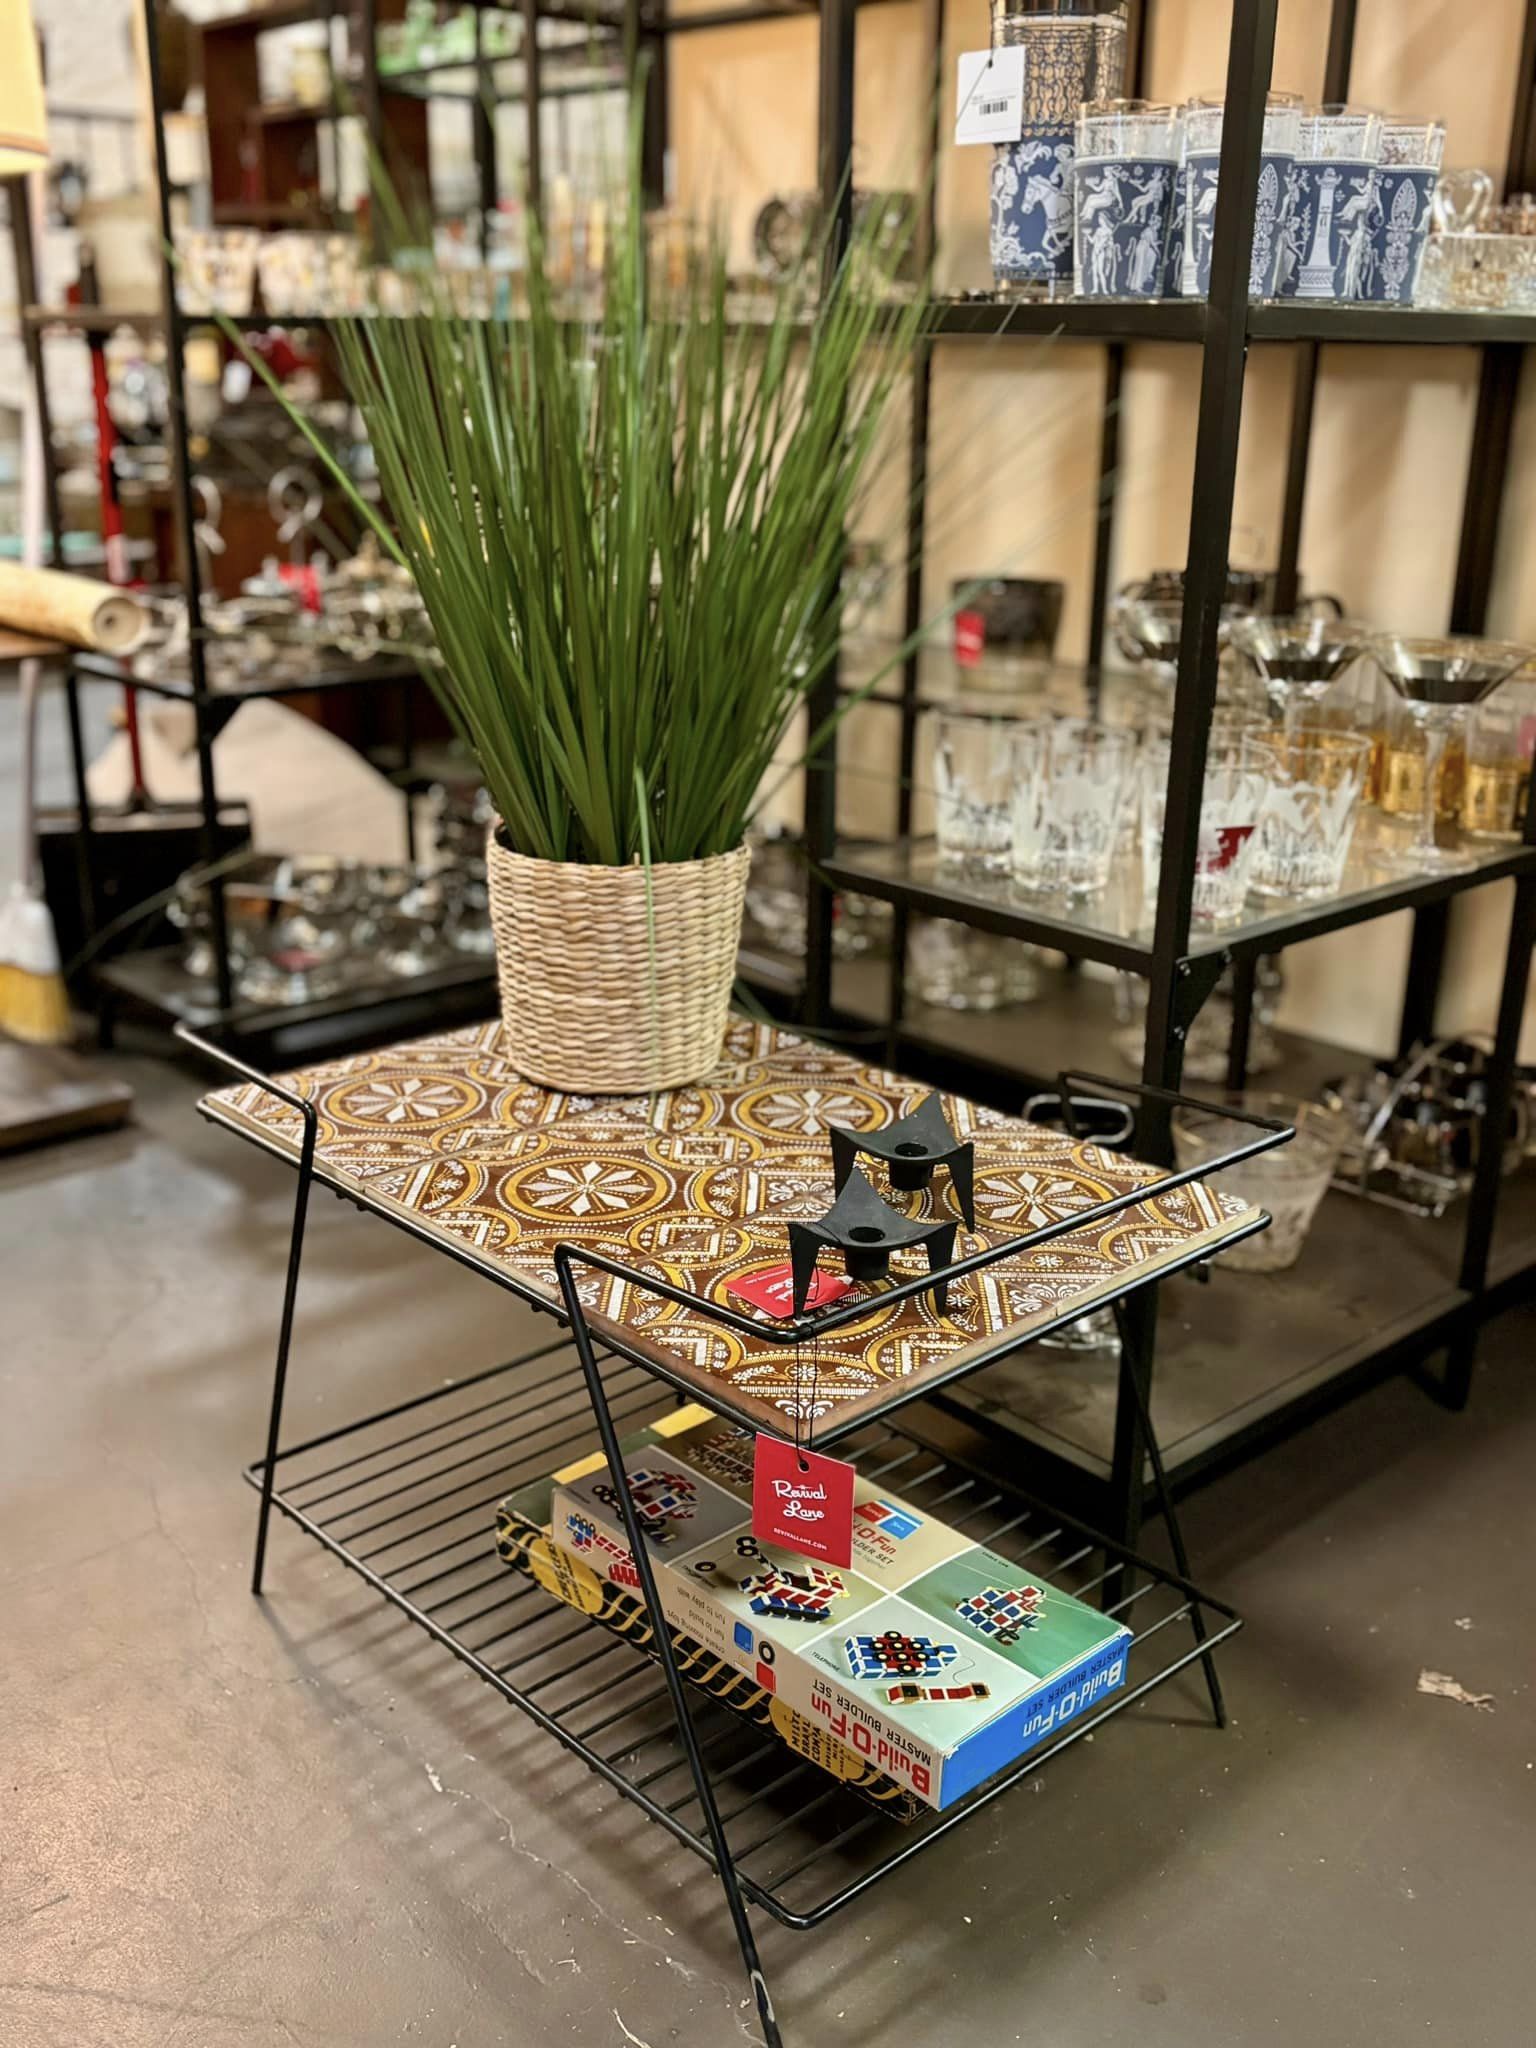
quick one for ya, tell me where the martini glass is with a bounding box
[1112,594,1185,689]
[1230,614,1369,736]
[1111,591,1255,701]
[1114,589,1269,733]
[1367,635,1533,873]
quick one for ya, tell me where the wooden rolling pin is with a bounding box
[0,560,149,653]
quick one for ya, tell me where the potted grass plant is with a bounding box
[257,132,927,1093]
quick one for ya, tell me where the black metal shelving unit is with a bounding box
[762,0,1536,1554]
[17,0,638,1059]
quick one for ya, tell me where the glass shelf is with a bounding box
[825,813,1536,974]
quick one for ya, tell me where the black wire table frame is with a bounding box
[181,1023,1284,2048]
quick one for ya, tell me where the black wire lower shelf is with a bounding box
[249,1338,1241,1932]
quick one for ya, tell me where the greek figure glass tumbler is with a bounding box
[1179,91,1303,299]
[1276,105,1383,301]
[1249,723,1372,899]
[1072,100,1180,299]
[1142,736,1269,924]
[1162,115,1188,294]
[990,0,1128,297]
[1013,720,1136,897]
[1360,119,1446,303]
[933,708,1016,871]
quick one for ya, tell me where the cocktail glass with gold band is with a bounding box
[1230,613,1370,736]
[1110,590,1257,700]
[1366,635,1533,873]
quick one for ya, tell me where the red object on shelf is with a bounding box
[954,609,986,668]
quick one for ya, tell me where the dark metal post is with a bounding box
[1109,1293,1226,1727]
[355,0,386,262]
[1122,0,1279,1555]
[522,0,544,217]
[1272,0,1356,612]
[473,3,497,262]
[1224,952,1258,1091]
[1450,345,1526,634]
[885,0,945,1053]
[1397,898,1449,1058]
[7,181,66,565]
[1086,0,1146,674]
[554,1250,783,2048]
[398,673,417,864]
[1141,0,1278,1121]
[174,1028,319,1595]
[61,665,100,951]
[1087,346,1125,682]
[251,1100,318,1594]
[141,0,234,1017]
[637,0,669,208]
[803,0,858,1030]
[1445,781,1536,1407]
[1446,0,1536,632]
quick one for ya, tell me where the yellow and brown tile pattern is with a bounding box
[203,1018,1254,1434]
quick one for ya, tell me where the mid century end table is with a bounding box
[192,1015,1282,2047]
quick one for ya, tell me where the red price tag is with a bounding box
[728,1262,853,1319]
[753,1435,856,1566]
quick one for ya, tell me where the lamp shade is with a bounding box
[0,0,48,178]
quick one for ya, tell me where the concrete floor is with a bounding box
[3,1048,1534,2048]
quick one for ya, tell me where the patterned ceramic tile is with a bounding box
[203,1021,1255,1434]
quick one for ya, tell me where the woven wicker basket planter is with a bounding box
[486,832,752,1094]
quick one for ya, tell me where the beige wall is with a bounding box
[673,0,1536,1059]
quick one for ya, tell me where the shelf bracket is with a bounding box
[1172,952,1230,1046]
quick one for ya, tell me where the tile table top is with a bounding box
[202,1017,1257,1436]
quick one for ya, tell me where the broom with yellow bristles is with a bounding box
[0,652,73,1045]
[0,274,73,1046]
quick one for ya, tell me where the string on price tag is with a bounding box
[752,1311,854,1565]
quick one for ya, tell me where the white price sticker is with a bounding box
[955,46,1026,147]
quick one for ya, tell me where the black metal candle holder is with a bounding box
[786,1166,959,1316]
[830,1092,976,1230]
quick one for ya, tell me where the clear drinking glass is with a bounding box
[1072,100,1181,300]
[1172,1094,1351,1273]
[1011,720,1136,896]
[908,918,1044,1010]
[1179,91,1303,299]
[1276,104,1383,301]
[1142,735,1269,924]
[1249,723,1372,899]
[1434,167,1496,236]
[989,0,1129,298]
[933,707,1016,871]
[1361,118,1446,304]
[1417,231,1536,311]
[1009,717,1055,889]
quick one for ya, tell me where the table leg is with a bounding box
[554,1248,783,2048]
[1111,1290,1226,1729]
[250,1095,319,1595]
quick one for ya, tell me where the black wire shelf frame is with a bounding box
[180,1021,1270,2047]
